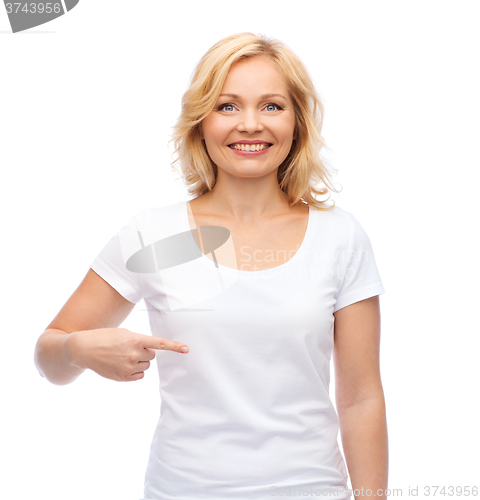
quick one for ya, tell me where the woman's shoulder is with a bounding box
[308,202,372,247]
[119,201,187,242]
[309,202,358,225]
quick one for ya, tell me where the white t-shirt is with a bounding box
[90,200,385,500]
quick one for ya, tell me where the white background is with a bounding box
[1,1,479,499]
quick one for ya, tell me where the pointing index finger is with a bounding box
[141,334,189,353]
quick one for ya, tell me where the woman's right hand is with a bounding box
[66,328,189,382]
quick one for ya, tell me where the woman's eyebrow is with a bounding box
[218,93,288,100]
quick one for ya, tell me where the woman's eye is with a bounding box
[265,103,282,112]
[218,103,235,112]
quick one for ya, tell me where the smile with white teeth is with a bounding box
[229,143,271,151]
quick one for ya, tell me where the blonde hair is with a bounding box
[170,32,340,210]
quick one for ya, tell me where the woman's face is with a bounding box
[201,56,297,180]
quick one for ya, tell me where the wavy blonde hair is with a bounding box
[170,32,340,210]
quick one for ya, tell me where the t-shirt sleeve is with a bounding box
[89,210,147,305]
[333,214,385,313]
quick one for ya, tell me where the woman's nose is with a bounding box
[236,110,264,133]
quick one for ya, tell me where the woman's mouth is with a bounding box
[228,143,272,152]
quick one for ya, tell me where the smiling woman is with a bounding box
[34,32,388,500]
[199,56,297,183]
[171,32,337,208]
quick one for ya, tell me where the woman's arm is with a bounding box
[333,295,388,500]
[34,269,189,386]
[34,268,136,385]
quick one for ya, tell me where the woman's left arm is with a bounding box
[333,295,388,500]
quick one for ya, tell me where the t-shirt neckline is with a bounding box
[182,200,315,277]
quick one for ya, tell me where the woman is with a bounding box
[34,32,388,500]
